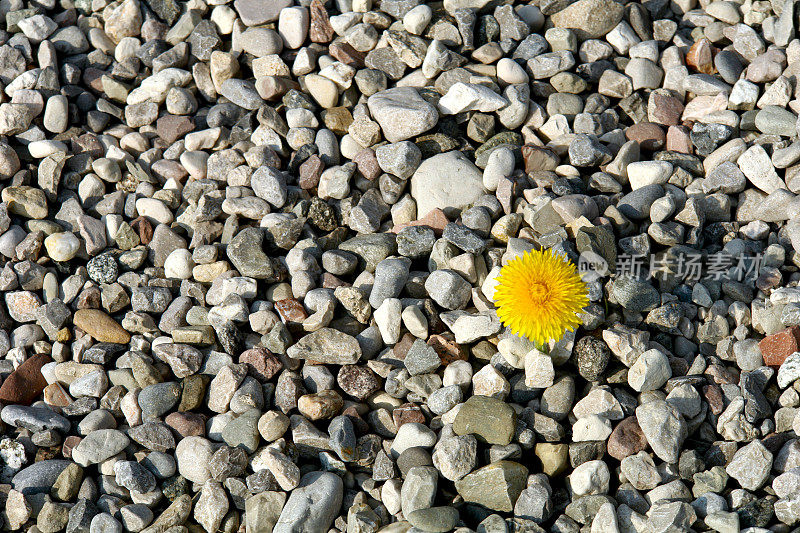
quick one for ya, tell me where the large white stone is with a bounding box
[738,144,786,193]
[410,151,486,218]
[438,82,509,114]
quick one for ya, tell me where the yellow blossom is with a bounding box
[493,248,589,347]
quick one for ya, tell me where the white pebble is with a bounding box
[403,5,433,35]
[44,232,80,262]
[164,249,195,279]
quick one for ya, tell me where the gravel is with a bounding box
[0,0,800,531]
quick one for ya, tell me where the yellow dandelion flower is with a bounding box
[493,248,589,347]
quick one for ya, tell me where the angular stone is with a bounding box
[454,461,528,512]
[286,328,362,365]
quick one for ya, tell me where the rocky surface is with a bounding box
[2,0,800,531]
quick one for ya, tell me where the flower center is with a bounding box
[528,281,548,303]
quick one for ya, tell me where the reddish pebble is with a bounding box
[392,334,417,361]
[165,411,207,437]
[703,384,724,415]
[0,353,51,405]
[43,382,72,407]
[686,38,716,74]
[151,159,189,182]
[62,436,82,459]
[82,68,105,92]
[760,326,800,367]
[352,148,381,181]
[131,216,154,245]
[392,403,426,428]
[156,115,195,145]
[299,154,324,189]
[75,286,102,310]
[321,273,349,289]
[648,91,685,126]
[72,133,104,156]
[275,299,308,324]
[239,347,283,382]
[756,267,782,291]
[329,41,366,67]
[606,416,648,460]
[496,176,517,215]
[309,0,334,43]
[427,334,468,365]
[522,144,559,172]
[255,76,301,101]
[626,122,666,151]
[666,125,693,153]
[392,208,449,237]
[704,363,739,385]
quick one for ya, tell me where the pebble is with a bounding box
[274,472,343,532]
[550,0,624,39]
[726,440,773,490]
[454,461,528,512]
[635,400,687,464]
[0,0,793,530]
[72,429,130,467]
[628,349,672,391]
[73,309,131,344]
[453,395,516,445]
[366,87,438,143]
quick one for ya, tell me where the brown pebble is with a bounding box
[165,411,207,437]
[427,334,468,365]
[352,148,381,181]
[131,216,153,245]
[321,107,354,135]
[156,115,195,145]
[329,41,366,67]
[43,382,72,408]
[239,347,283,382]
[606,416,648,460]
[82,68,105,92]
[686,38,716,74]
[255,76,301,101]
[704,363,738,385]
[392,403,426,428]
[392,334,417,362]
[73,308,131,344]
[309,0,334,43]
[522,144,559,172]
[648,91,685,126]
[321,273,349,289]
[625,122,666,151]
[0,353,51,405]
[275,299,308,324]
[62,436,82,459]
[756,267,782,291]
[760,327,800,367]
[75,286,102,309]
[703,384,724,415]
[72,133,104,156]
[299,154,324,189]
[297,390,343,420]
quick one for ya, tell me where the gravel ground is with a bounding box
[2,0,800,532]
